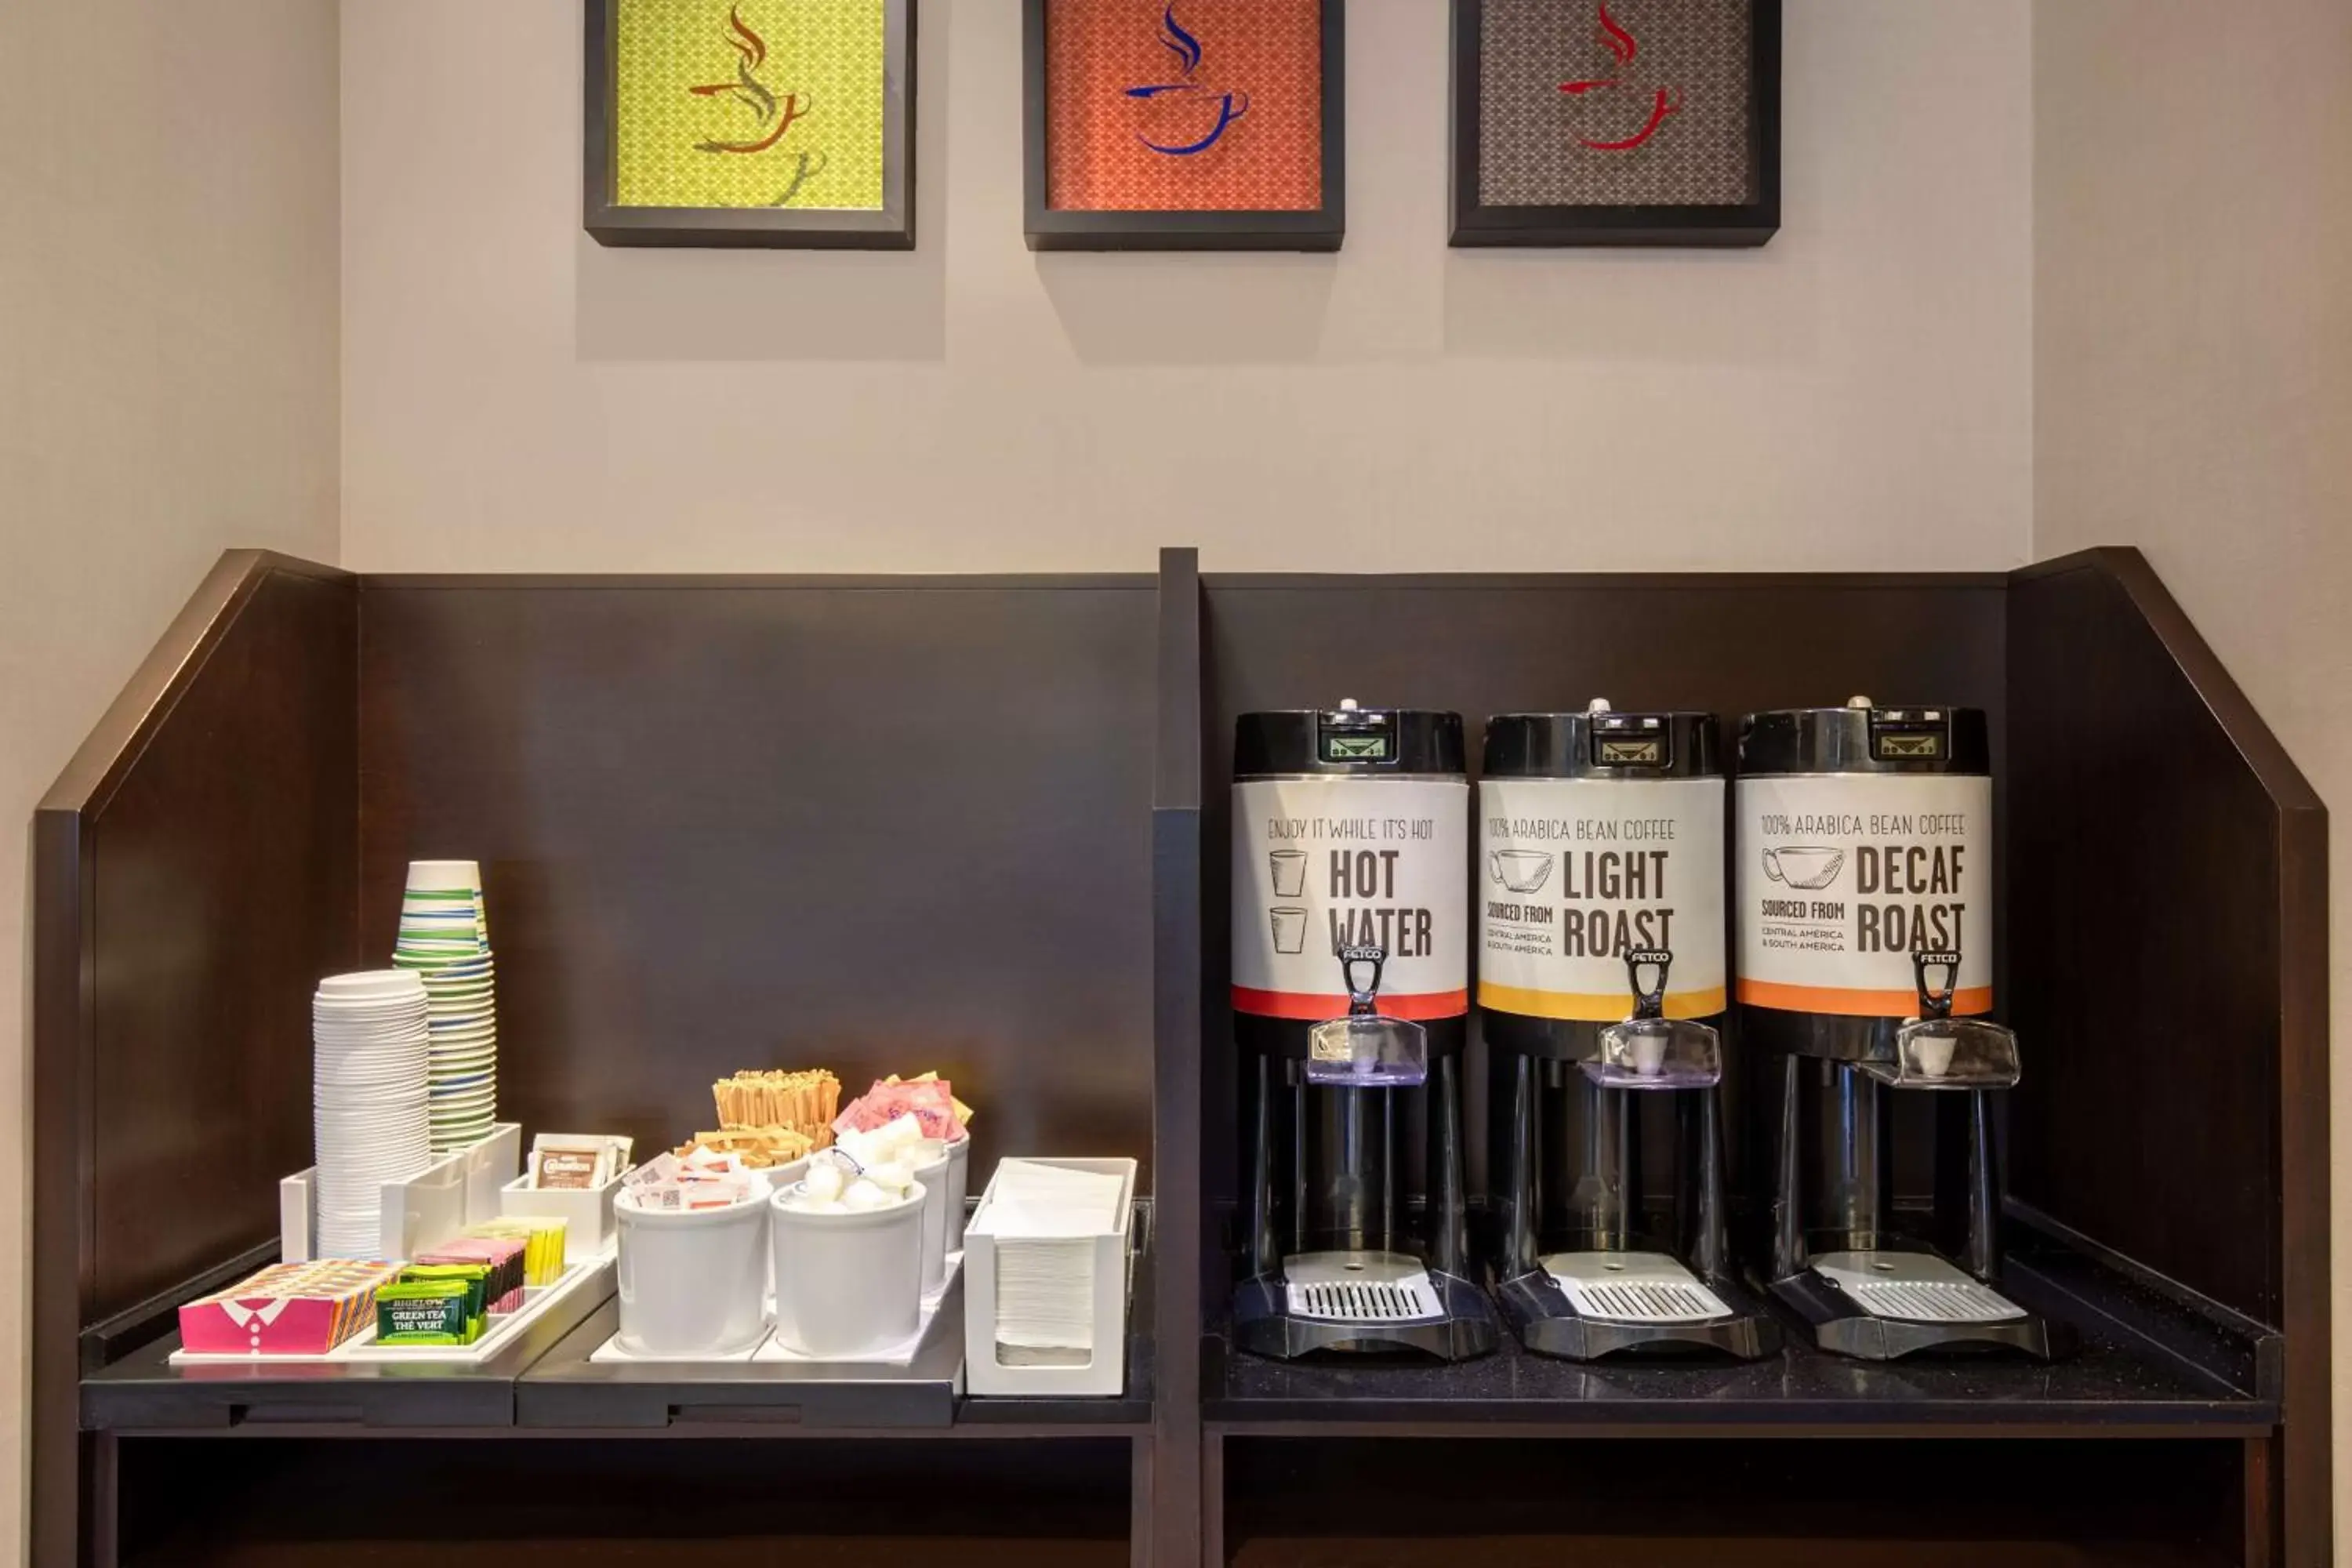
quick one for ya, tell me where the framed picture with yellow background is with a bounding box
[586,0,915,248]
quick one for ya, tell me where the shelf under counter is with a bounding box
[82,1258,615,1433]
[1204,1240,2277,1435]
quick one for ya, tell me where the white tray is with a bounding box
[755,1252,963,1367]
[170,1253,610,1367]
[590,1328,769,1365]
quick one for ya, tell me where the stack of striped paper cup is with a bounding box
[391,860,498,1154]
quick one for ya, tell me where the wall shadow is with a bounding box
[1037,251,1339,366]
[1442,244,1818,364]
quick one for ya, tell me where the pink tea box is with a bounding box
[178,1259,401,1356]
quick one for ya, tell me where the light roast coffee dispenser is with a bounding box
[1739,698,2074,1359]
[1480,706,1778,1360]
[1229,702,1497,1360]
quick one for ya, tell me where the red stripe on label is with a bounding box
[1231,986,1469,1022]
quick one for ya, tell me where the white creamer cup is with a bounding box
[769,1180,925,1359]
[615,1193,770,1356]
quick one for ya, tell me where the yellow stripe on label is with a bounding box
[1478,982,1727,1022]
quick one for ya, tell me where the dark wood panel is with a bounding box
[86,572,359,1316]
[1219,1434,2242,1566]
[2007,549,2328,1566]
[1197,575,2009,1221]
[2006,560,2287,1319]
[356,582,1159,1178]
[119,1435,1132,1566]
[1151,550,1205,1568]
[35,552,358,1568]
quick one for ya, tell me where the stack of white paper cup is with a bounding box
[313,971,432,1256]
[390,859,498,1153]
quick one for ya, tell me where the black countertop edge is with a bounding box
[515,1294,964,1430]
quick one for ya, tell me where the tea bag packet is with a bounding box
[416,1237,528,1313]
[397,1264,491,1338]
[180,1260,400,1356]
[1589,950,1722,1090]
[1304,947,1428,1087]
[1875,950,2021,1088]
[463,1218,568,1287]
[376,1278,474,1346]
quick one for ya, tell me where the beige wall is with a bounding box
[0,0,342,1552]
[340,0,2034,573]
[2033,0,2352,1534]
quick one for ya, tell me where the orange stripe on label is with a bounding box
[1736,978,1993,1018]
[1232,986,1469,1022]
[1478,982,1726,1022]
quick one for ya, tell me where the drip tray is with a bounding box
[1812,1250,2027,1324]
[1543,1251,1731,1325]
[1282,1251,1444,1326]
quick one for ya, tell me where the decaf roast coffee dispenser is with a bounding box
[1740,698,2074,1359]
[1229,702,1497,1360]
[1479,705,1777,1360]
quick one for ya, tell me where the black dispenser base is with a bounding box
[1496,1263,1782,1363]
[1768,1268,2080,1363]
[1232,1266,1499,1363]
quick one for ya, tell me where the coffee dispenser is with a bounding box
[1229,702,1497,1360]
[1480,706,1777,1360]
[1739,699,2073,1359]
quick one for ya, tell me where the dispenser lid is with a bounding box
[1483,701,1721,779]
[1236,701,1465,776]
[1738,697,1990,776]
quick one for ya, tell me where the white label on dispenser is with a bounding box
[1737,774,1993,1016]
[1232,779,1467,1020]
[1478,778,1726,1022]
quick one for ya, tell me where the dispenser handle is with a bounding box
[1914,950,1962,1021]
[1339,946,1386,1017]
[1624,949,1673,1022]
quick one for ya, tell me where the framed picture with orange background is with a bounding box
[1025,0,1345,252]
[585,0,915,249]
[1451,0,1779,247]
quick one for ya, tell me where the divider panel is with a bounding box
[358,577,1160,1178]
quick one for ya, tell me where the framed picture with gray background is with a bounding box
[1450,0,1779,247]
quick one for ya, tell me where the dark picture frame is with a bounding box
[1023,0,1345,252]
[1450,0,1780,248]
[584,0,916,250]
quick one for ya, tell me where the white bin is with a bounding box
[946,1135,971,1250]
[964,1156,1136,1397]
[615,1194,769,1357]
[914,1146,951,1295]
[769,1181,925,1359]
[500,1168,624,1265]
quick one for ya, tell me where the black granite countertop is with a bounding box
[1207,1245,2276,1431]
